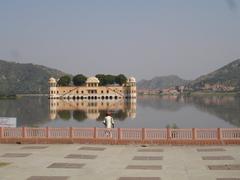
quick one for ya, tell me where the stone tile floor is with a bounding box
[0,144,239,180]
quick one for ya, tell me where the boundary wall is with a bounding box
[0,127,240,145]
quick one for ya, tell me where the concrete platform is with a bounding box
[0,144,240,180]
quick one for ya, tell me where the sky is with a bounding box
[0,0,240,81]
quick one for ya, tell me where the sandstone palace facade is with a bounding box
[48,76,137,100]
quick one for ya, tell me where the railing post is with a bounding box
[142,128,146,141]
[46,127,49,138]
[93,127,97,139]
[118,128,121,140]
[69,127,73,138]
[0,127,3,138]
[22,127,26,138]
[217,128,221,140]
[167,128,171,140]
[192,128,196,140]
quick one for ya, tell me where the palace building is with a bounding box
[48,76,137,100]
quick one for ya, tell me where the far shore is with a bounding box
[0,94,48,100]
[138,91,240,97]
[1,91,240,100]
[188,91,240,96]
[16,94,48,97]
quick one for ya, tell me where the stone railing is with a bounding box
[0,127,240,144]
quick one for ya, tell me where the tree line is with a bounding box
[57,74,127,86]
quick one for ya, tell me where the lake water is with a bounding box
[0,95,239,128]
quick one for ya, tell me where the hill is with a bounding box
[190,59,240,91]
[0,60,67,95]
[137,75,190,90]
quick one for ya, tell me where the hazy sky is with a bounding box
[0,0,240,80]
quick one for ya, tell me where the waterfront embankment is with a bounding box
[0,127,240,145]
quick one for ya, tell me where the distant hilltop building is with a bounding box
[48,76,137,100]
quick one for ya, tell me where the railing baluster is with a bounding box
[0,127,3,138]
[46,127,49,138]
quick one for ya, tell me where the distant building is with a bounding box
[137,89,160,95]
[202,83,235,92]
[160,86,185,95]
[48,76,137,100]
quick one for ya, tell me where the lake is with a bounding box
[0,95,239,128]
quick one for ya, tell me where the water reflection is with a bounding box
[0,96,49,127]
[187,96,240,127]
[49,99,137,121]
[137,95,186,111]
[0,95,239,127]
[138,95,240,127]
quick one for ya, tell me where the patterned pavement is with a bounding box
[0,144,239,180]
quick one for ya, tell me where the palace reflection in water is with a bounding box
[49,99,137,121]
[0,95,239,128]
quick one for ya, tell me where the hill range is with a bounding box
[0,60,66,95]
[137,75,190,90]
[0,58,239,95]
[137,59,240,91]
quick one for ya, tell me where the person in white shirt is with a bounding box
[103,112,114,128]
[103,112,115,137]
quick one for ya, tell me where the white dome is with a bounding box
[86,76,100,83]
[48,77,57,83]
[128,77,136,83]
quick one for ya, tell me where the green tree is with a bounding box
[57,75,71,86]
[105,75,115,85]
[115,74,127,85]
[73,74,87,86]
[95,74,106,86]
[96,74,127,86]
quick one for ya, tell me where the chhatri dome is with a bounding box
[127,77,136,83]
[48,77,57,84]
[86,76,100,84]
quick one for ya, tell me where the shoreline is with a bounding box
[138,91,240,97]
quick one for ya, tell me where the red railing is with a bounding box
[0,127,240,144]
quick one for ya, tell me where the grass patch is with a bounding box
[0,162,10,167]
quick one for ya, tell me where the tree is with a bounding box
[95,74,106,86]
[73,74,87,86]
[96,74,127,86]
[57,75,71,86]
[105,75,115,85]
[115,74,127,85]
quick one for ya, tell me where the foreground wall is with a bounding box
[0,127,240,145]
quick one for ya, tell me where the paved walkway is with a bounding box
[0,144,240,180]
